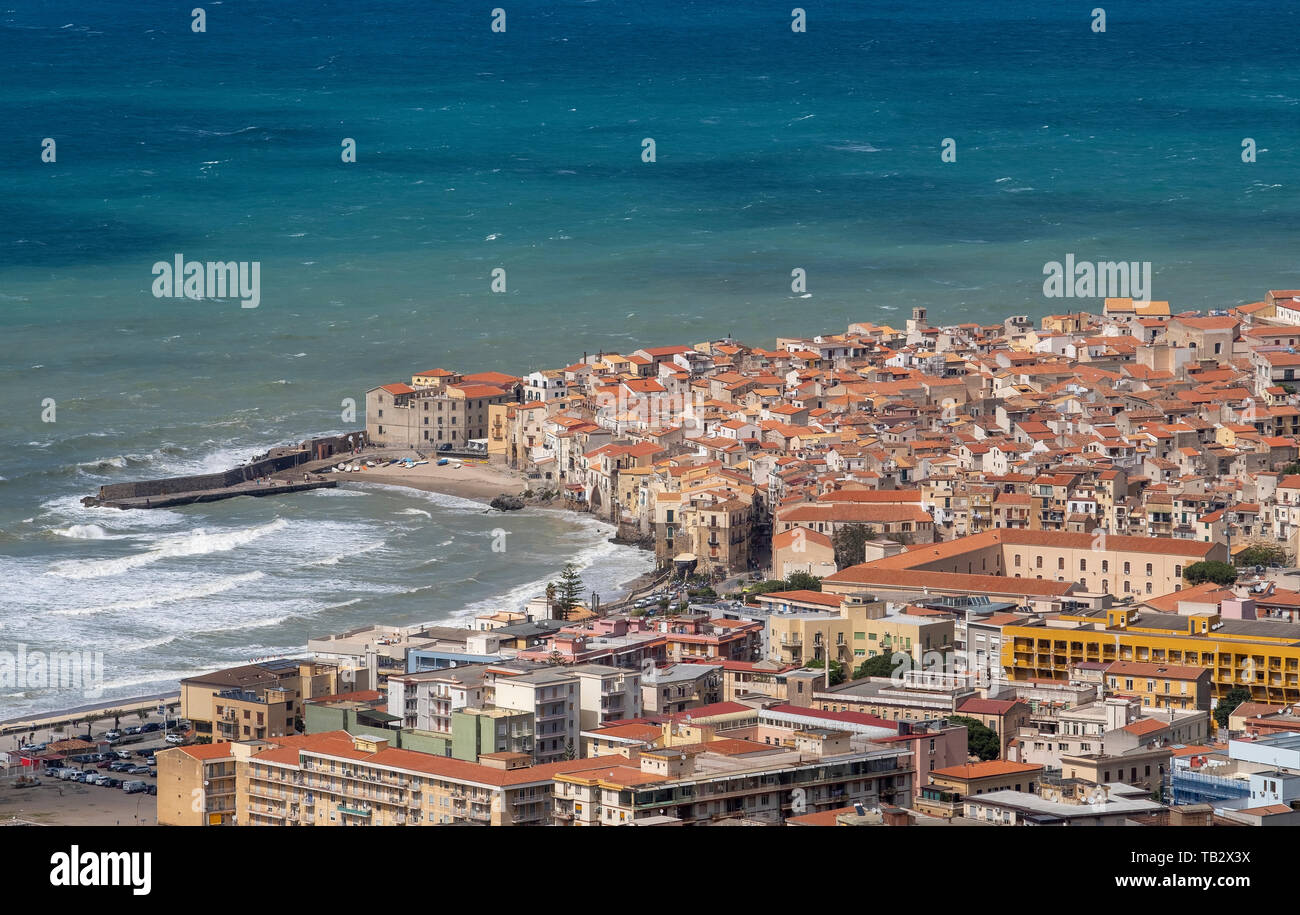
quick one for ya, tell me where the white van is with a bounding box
[122,780,148,794]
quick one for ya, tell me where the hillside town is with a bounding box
[17,293,1300,828]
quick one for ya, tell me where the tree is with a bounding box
[1234,544,1287,568]
[746,579,793,596]
[1213,686,1253,730]
[950,715,1001,761]
[563,739,576,761]
[854,653,900,680]
[1183,560,1237,586]
[551,563,584,620]
[831,523,874,570]
[805,658,846,686]
[784,571,822,592]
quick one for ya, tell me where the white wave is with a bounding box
[196,614,293,635]
[449,525,652,621]
[96,669,212,692]
[78,455,128,471]
[41,493,188,529]
[398,508,432,518]
[122,610,292,647]
[358,481,487,513]
[48,519,288,579]
[52,524,115,540]
[307,539,385,567]
[53,571,266,616]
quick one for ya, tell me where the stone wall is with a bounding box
[96,452,306,501]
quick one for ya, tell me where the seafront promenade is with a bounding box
[0,691,180,741]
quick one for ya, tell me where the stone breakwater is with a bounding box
[81,432,365,509]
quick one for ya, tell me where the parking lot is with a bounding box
[0,775,158,826]
[2,710,191,826]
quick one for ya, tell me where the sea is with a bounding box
[2,0,1299,717]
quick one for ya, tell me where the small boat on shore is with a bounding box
[436,458,449,466]
[413,460,429,466]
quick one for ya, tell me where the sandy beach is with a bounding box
[280,451,535,505]
[349,457,532,504]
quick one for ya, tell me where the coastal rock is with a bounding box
[489,493,526,512]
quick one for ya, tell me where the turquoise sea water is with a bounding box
[1,0,1299,714]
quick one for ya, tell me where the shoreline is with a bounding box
[340,458,660,597]
[12,456,657,734]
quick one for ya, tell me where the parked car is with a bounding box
[164,733,186,745]
[123,726,142,736]
[104,730,121,740]
[115,750,133,760]
[145,785,157,796]
[100,777,122,789]
[135,749,155,758]
[109,762,133,773]
[147,768,157,778]
[96,759,113,769]
[57,768,78,781]
[122,780,148,794]
[128,766,150,775]
[141,723,161,733]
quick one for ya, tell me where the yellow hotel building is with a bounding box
[1002,606,1300,707]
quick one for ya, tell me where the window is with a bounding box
[1014,554,1021,567]
[1058,557,1065,571]
[1036,556,1043,569]
[1145,563,1153,577]
[1102,560,1109,572]
[1080,558,1087,572]
[1123,562,1131,575]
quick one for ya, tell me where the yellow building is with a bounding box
[233,730,622,827]
[762,595,954,668]
[181,659,357,742]
[155,743,238,826]
[1103,660,1212,711]
[1003,606,1300,706]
